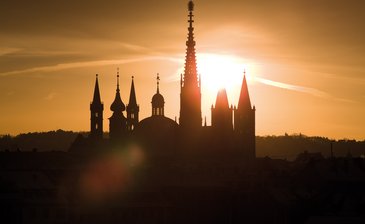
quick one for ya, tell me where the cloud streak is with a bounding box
[253,76,330,98]
[0,47,22,56]
[0,56,181,76]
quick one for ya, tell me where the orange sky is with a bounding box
[0,0,364,140]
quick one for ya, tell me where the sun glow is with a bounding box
[172,53,257,125]
[197,53,247,93]
[196,53,255,110]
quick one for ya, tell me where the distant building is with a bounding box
[83,0,256,160]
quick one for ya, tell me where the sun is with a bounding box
[197,53,248,95]
[193,53,256,123]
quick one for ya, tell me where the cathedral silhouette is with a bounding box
[73,0,255,161]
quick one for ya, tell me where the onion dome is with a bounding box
[110,74,126,112]
[152,73,165,108]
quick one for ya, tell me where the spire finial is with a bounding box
[188,0,194,12]
[116,68,120,91]
[156,73,160,94]
[188,1,194,28]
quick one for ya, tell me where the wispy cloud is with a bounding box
[253,76,330,98]
[253,76,358,103]
[0,56,181,76]
[0,47,22,56]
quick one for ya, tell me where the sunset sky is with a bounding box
[1,0,364,140]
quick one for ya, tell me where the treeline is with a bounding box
[0,131,364,160]
[0,130,81,152]
[257,133,365,160]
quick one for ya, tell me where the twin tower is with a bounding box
[88,1,255,159]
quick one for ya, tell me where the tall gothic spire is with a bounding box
[179,0,202,130]
[183,0,199,88]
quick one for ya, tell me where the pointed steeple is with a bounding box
[238,71,252,111]
[128,76,137,107]
[234,70,256,160]
[126,75,139,131]
[211,88,233,131]
[92,74,102,104]
[90,74,104,140]
[215,88,229,109]
[110,71,125,112]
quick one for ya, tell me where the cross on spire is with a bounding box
[117,68,120,91]
[156,73,160,93]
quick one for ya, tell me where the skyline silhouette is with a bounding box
[1,1,365,223]
[0,0,364,139]
[78,0,256,161]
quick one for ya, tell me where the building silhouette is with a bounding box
[2,2,365,224]
[89,74,103,141]
[179,0,202,133]
[108,73,128,142]
[85,0,255,159]
[126,76,139,131]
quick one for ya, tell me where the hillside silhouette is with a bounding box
[1,131,364,159]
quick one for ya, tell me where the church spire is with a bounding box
[127,75,139,131]
[90,74,104,140]
[92,74,102,104]
[179,0,202,130]
[152,73,165,116]
[211,88,233,131]
[128,76,137,107]
[110,69,125,112]
[238,70,252,111]
[234,70,256,160]
[109,69,128,141]
[215,89,229,109]
[156,73,160,94]
[183,0,199,88]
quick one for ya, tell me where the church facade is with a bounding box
[86,0,255,160]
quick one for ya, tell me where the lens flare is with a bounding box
[79,144,145,202]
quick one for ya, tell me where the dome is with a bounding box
[136,116,178,130]
[136,116,178,136]
[110,91,125,112]
[152,92,164,108]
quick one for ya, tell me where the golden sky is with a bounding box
[1,0,364,140]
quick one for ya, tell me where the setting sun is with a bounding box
[197,53,246,93]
